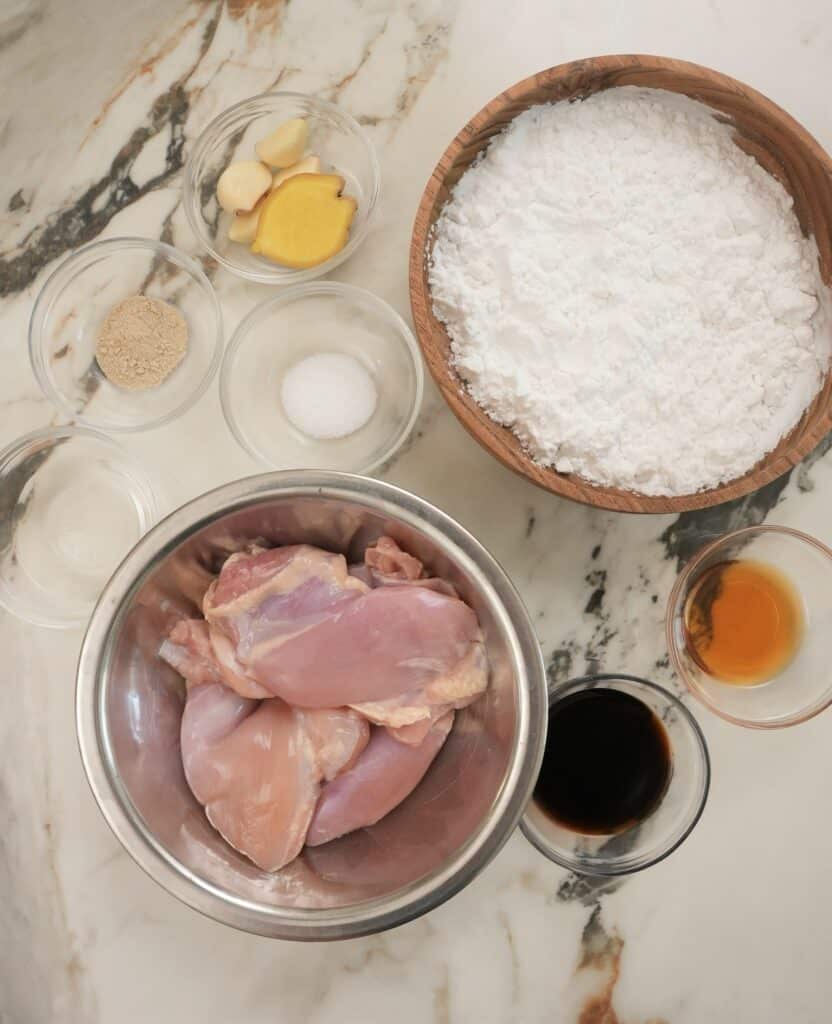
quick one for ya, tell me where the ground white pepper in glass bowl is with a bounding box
[95,295,189,391]
[29,237,223,432]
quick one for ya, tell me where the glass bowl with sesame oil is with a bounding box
[666,525,832,728]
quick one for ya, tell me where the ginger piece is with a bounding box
[228,198,264,244]
[271,154,321,191]
[255,118,308,169]
[251,173,357,269]
[216,161,271,213]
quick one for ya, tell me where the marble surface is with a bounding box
[2,1,832,1021]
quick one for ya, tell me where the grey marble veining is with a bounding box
[2,1,832,1021]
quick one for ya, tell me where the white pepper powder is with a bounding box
[96,295,188,390]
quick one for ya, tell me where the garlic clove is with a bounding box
[255,118,309,169]
[216,161,272,213]
[271,154,322,191]
[228,199,264,244]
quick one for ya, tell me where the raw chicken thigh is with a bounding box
[307,712,454,846]
[160,620,223,689]
[205,540,484,716]
[353,642,488,738]
[208,625,271,699]
[365,535,424,580]
[160,536,488,872]
[160,618,271,698]
[249,585,480,707]
[351,536,459,596]
[204,545,367,669]
[181,682,367,871]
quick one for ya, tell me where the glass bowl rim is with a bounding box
[219,280,425,473]
[520,672,711,876]
[665,524,832,729]
[182,90,382,285]
[0,423,159,628]
[27,235,224,434]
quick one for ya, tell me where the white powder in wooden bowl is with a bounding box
[429,87,831,496]
[96,295,188,390]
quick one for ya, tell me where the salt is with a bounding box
[281,352,377,440]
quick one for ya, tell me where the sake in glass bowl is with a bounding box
[666,525,832,728]
[28,237,223,433]
[521,675,710,876]
[183,92,380,285]
[0,426,158,628]
[220,282,423,474]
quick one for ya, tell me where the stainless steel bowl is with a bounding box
[76,472,547,940]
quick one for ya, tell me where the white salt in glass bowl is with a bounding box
[220,282,423,473]
[29,237,223,433]
[0,426,158,628]
[183,92,380,285]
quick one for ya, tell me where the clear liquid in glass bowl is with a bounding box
[0,427,158,628]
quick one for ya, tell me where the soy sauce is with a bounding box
[534,689,671,835]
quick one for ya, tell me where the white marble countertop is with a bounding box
[3,1,832,1021]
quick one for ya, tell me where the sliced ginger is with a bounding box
[216,161,272,213]
[271,154,321,191]
[256,118,308,168]
[251,173,357,269]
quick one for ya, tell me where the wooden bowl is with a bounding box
[409,55,832,513]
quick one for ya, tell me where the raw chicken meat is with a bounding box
[205,543,480,708]
[365,536,424,580]
[249,584,480,707]
[159,620,223,689]
[160,536,488,871]
[204,545,367,660]
[306,713,455,847]
[181,683,368,871]
[208,625,271,699]
[204,544,477,712]
[353,641,488,741]
[159,618,271,698]
[181,684,316,871]
[360,536,459,597]
[299,708,370,781]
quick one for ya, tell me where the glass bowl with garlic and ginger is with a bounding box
[184,92,380,285]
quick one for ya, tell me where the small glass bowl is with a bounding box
[667,525,832,728]
[220,282,423,473]
[183,92,380,285]
[521,675,710,876]
[0,426,158,628]
[29,237,223,433]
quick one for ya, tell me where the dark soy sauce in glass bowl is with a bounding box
[534,689,672,835]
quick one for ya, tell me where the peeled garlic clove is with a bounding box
[272,154,321,191]
[255,118,308,169]
[216,161,272,213]
[228,199,264,244]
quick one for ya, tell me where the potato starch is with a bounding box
[429,88,830,496]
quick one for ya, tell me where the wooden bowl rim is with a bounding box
[409,53,832,514]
